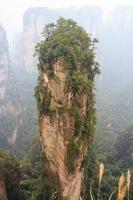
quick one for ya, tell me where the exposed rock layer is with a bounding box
[39,64,84,199]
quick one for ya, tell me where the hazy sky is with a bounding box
[0,0,132,44]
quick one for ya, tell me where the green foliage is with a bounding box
[93,124,133,200]
[35,17,99,74]
[67,72,92,94]
[33,180,50,200]
[0,149,22,200]
[67,139,80,173]
[19,136,42,200]
[115,125,133,165]
[56,197,68,200]
[35,85,52,115]
[83,147,99,200]
[74,112,84,136]
[0,139,62,200]
[19,136,57,200]
[35,17,99,119]
[36,17,97,72]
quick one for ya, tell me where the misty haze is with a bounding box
[0,1,133,200]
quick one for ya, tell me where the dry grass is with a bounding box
[127,169,131,200]
[97,163,105,200]
[90,184,94,200]
[87,165,130,200]
[79,165,131,200]
[117,174,127,200]
[108,190,116,200]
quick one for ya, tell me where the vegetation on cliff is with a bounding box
[35,17,100,199]
[35,16,100,137]
[0,138,44,200]
[0,149,21,199]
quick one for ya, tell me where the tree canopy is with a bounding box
[36,17,100,76]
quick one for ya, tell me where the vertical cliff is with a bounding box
[36,18,99,199]
[22,8,48,72]
[0,24,9,100]
[0,24,23,156]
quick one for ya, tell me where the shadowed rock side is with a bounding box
[35,18,99,199]
[0,24,23,156]
[0,175,8,200]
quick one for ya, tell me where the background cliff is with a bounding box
[0,23,37,158]
[0,24,23,155]
[95,5,133,153]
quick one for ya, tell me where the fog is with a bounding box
[1,0,133,198]
[0,0,133,46]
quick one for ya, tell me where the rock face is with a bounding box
[0,175,8,200]
[38,61,95,199]
[36,18,98,199]
[0,24,23,155]
[39,64,85,199]
[0,24,9,100]
[22,8,47,72]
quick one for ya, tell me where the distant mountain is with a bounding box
[0,24,37,158]
[95,5,133,152]
[13,6,103,72]
[0,24,23,154]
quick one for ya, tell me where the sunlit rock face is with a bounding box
[39,63,85,199]
[0,24,23,155]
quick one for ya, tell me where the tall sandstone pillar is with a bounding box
[35,18,99,199]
